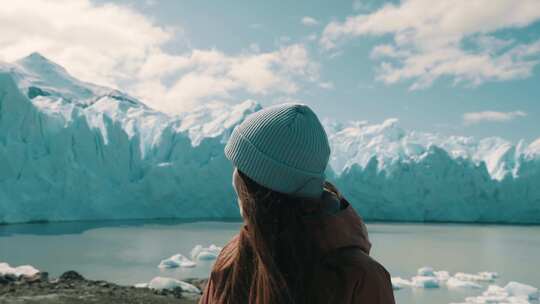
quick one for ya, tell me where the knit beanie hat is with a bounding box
[225,103,331,198]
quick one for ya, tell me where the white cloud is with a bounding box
[0,0,172,88]
[0,0,319,113]
[301,16,319,26]
[463,111,527,125]
[320,0,540,89]
[134,44,319,112]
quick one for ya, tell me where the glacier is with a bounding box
[0,53,539,224]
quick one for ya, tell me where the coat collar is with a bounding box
[301,198,371,256]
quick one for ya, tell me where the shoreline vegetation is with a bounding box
[0,270,205,304]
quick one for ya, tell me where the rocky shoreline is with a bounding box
[0,270,206,304]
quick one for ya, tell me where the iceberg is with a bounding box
[134,283,149,288]
[416,266,435,277]
[415,267,450,281]
[158,254,196,268]
[0,53,539,224]
[451,283,538,304]
[411,276,440,288]
[191,244,222,261]
[391,277,412,290]
[505,282,539,300]
[434,270,450,281]
[455,271,499,282]
[446,277,482,289]
[147,276,201,294]
[0,262,40,278]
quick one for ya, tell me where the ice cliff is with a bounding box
[0,53,538,224]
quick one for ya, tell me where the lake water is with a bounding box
[0,220,539,304]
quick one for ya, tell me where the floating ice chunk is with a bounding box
[391,277,412,290]
[451,284,535,304]
[134,283,148,288]
[446,277,482,289]
[455,271,498,282]
[158,254,196,268]
[411,276,439,288]
[0,262,40,278]
[191,244,222,261]
[148,277,201,294]
[505,282,539,300]
[434,270,450,281]
[417,266,435,277]
[479,272,499,281]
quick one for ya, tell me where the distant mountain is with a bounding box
[0,53,538,224]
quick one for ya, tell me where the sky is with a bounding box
[0,0,539,142]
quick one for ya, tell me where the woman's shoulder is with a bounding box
[323,247,391,282]
[309,248,394,303]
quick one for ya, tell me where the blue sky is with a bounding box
[1,0,539,141]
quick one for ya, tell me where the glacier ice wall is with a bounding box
[326,120,540,223]
[0,53,539,224]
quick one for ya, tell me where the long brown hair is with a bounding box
[212,170,323,304]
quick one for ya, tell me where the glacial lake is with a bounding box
[0,220,539,304]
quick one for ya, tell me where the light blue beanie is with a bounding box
[225,103,331,198]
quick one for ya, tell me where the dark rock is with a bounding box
[4,274,17,282]
[171,287,184,299]
[40,272,49,282]
[184,278,208,291]
[23,271,48,284]
[59,271,85,282]
[98,281,109,288]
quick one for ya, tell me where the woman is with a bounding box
[200,103,395,304]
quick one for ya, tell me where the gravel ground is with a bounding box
[0,271,206,304]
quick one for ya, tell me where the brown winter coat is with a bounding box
[199,196,396,304]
